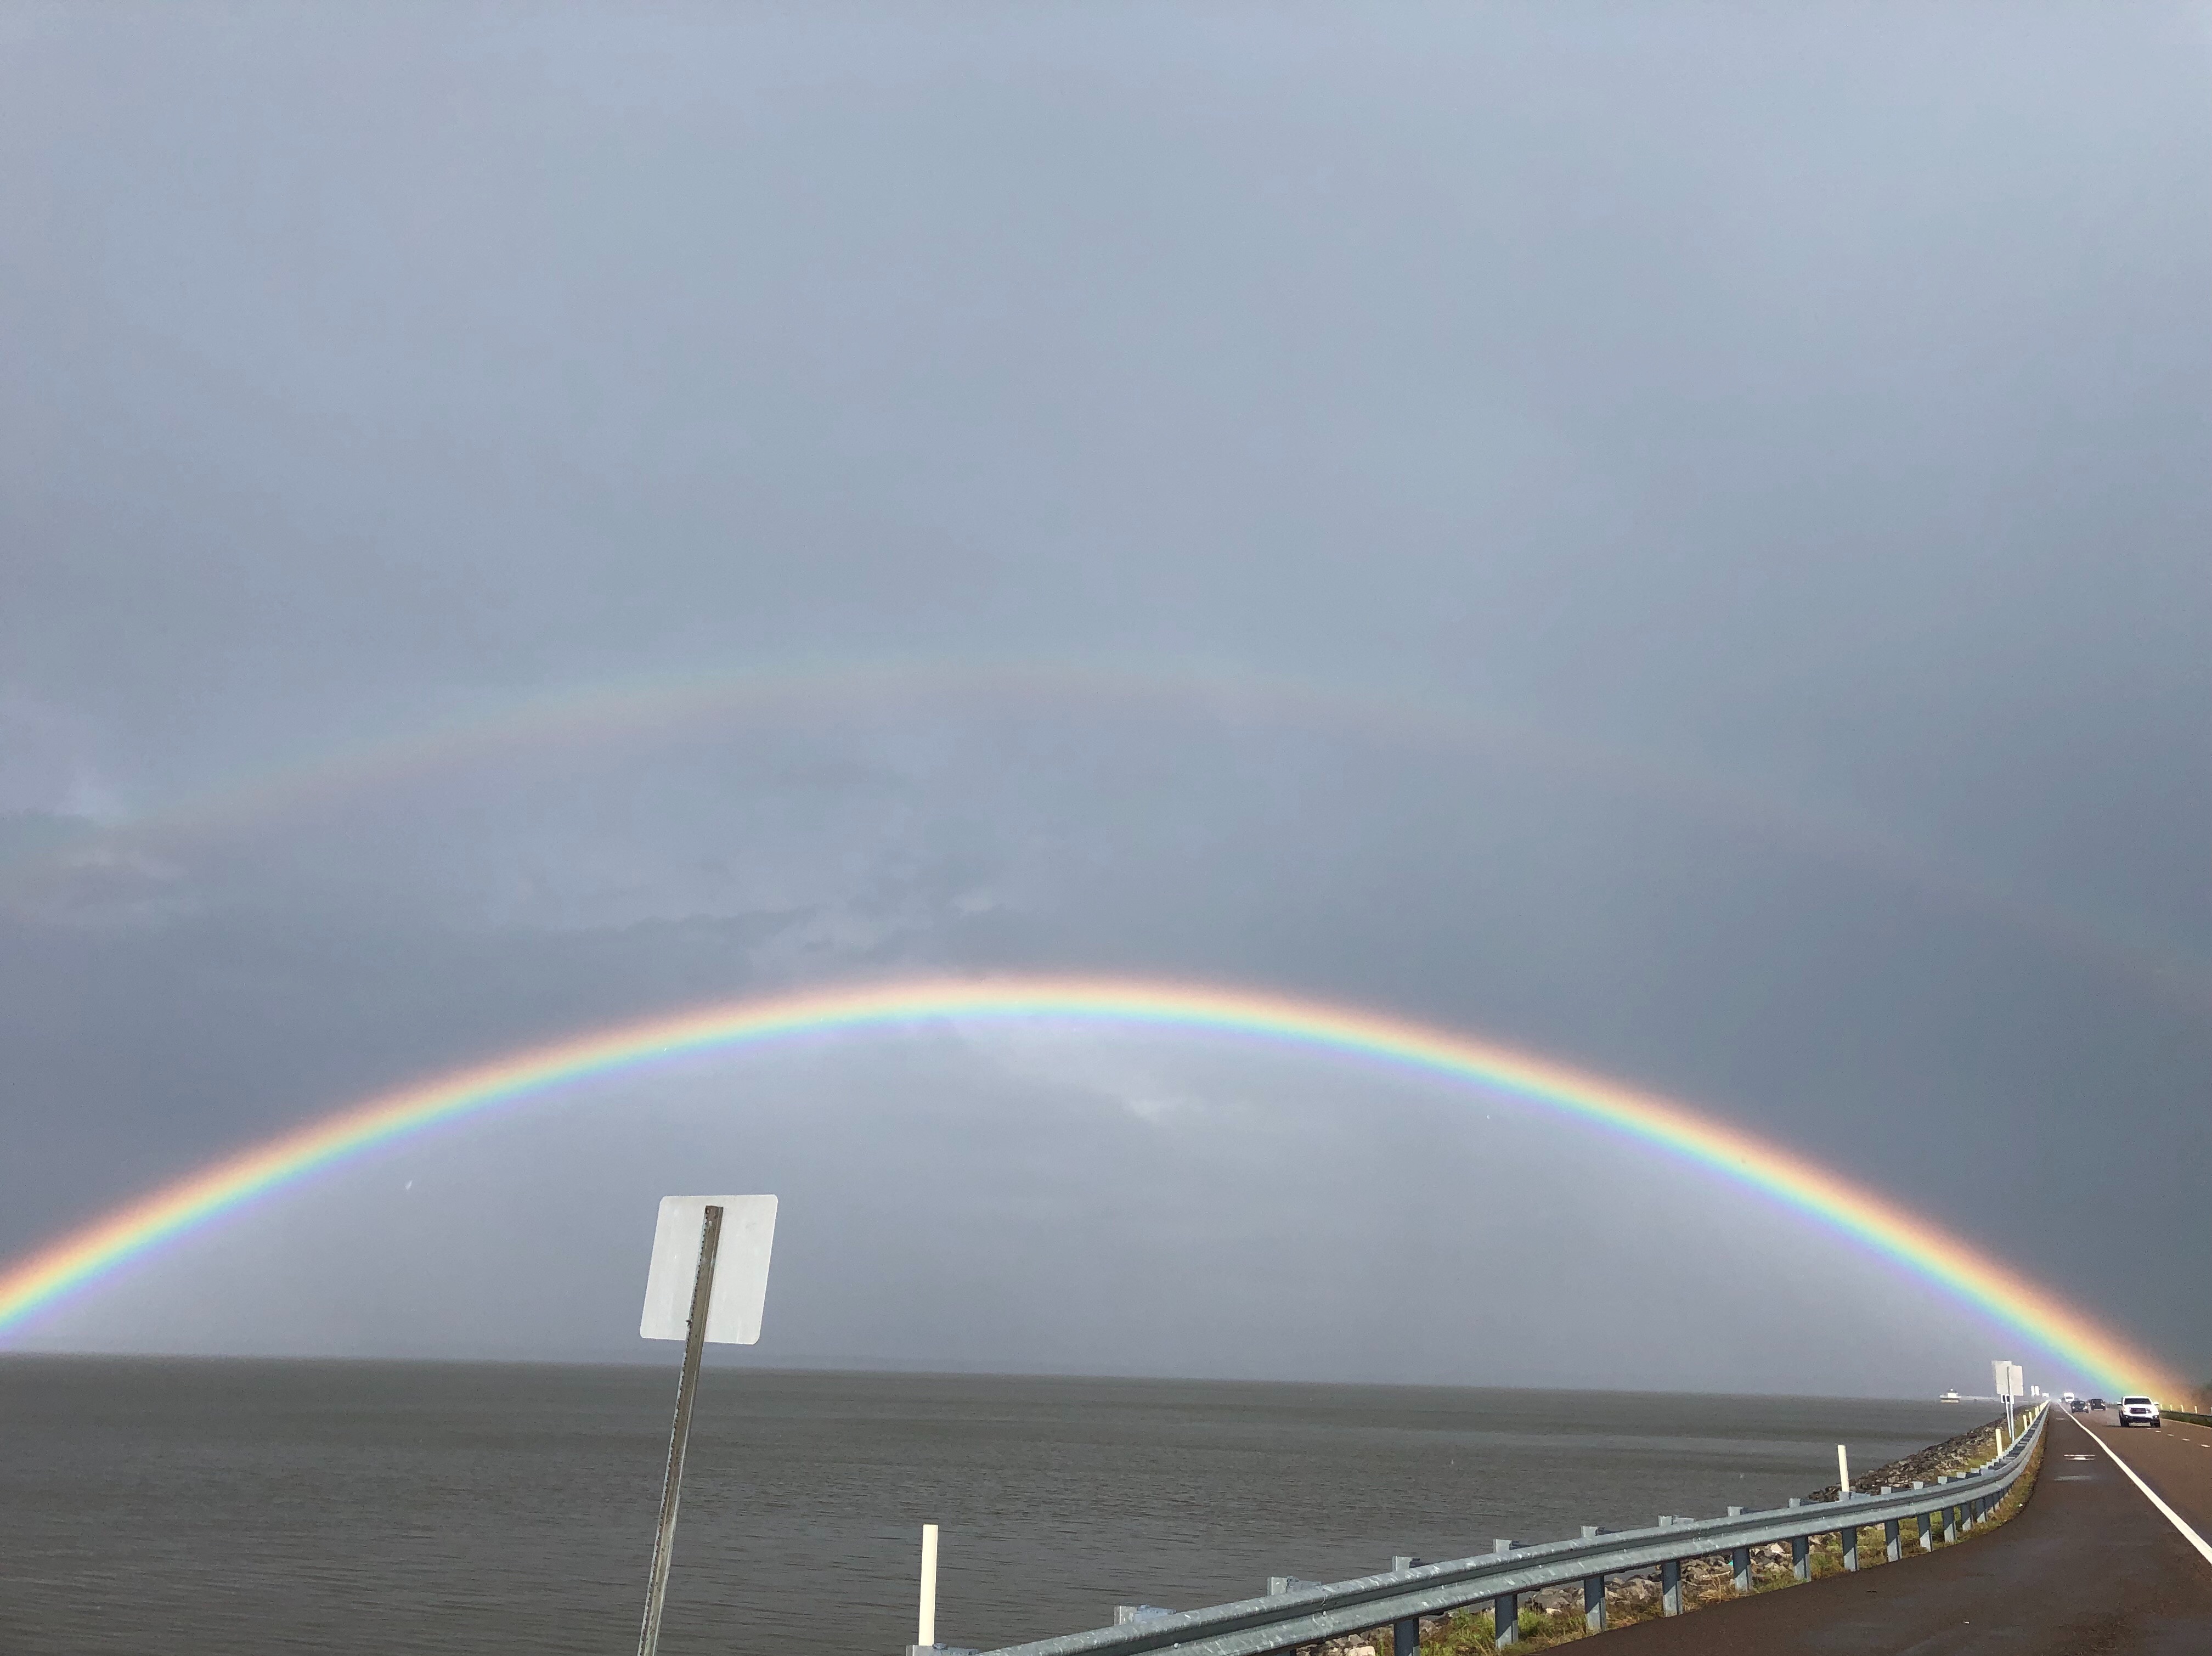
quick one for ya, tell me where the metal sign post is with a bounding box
[638,1203,723,1656]
[634,1193,780,1656]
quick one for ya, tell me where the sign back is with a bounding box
[640,1195,778,1344]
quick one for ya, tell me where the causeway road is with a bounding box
[1601,1406,2212,1654]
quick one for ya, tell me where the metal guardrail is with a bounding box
[974,1404,2047,1656]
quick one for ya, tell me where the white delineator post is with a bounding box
[1837,1445,1850,1495]
[918,1524,940,1648]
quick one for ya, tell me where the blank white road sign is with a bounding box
[640,1195,777,1344]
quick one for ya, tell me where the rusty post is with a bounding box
[637,1202,725,1656]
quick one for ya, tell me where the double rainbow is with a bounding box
[0,975,2176,1393]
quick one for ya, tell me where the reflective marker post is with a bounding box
[638,1203,723,1656]
[919,1523,940,1647]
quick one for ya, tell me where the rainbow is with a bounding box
[8,654,2199,1011]
[0,974,2179,1393]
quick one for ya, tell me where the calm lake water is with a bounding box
[0,1358,1973,1655]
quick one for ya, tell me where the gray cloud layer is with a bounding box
[3,4,2206,1392]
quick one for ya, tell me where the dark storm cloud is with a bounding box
[1,4,2205,1387]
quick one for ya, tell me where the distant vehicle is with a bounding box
[2069,1398,2089,1412]
[2118,1396,2162,1428]
[2087,1397,2108,1411]
[2061,1392,2078,1405]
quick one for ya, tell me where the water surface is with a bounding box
[0,1357,1974,1655]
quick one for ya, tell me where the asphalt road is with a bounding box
[2072,1405,2212,1553]
[1598,1407,2212,1654]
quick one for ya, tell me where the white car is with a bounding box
[2118,1395,2162,1428]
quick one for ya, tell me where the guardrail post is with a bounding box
[1840,1519,1858,1572]
[1913,1483,1933,1552]
[1943,1502,1958,1545]
[1791,1534,1809,1582]
[1491,1541,1516,1648]
[1492,1595,1517,1647]
[1578,1523,1606,1625]
[1661,1557,1681,1615]
[1386,1556,1421,1656]
[1731,1544,1752,1595]
[1885,1514,1902,1562]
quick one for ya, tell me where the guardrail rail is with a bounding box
[957,1403,2046,1656]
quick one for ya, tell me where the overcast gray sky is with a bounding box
[3,3,2207,1395]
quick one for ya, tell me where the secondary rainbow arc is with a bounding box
[0,975,2176,1393]
[10,654,2199,1011]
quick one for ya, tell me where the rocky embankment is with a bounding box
[1804,1415,2006,1502]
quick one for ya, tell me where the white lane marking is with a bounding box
[2067,1413,2212,1571]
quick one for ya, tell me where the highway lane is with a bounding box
[1597,1407,2212,1654]
[2073,1404,2212,1557]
